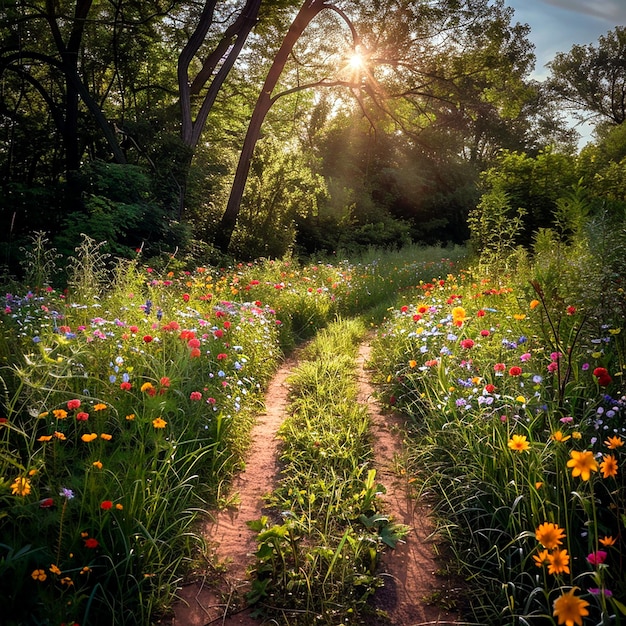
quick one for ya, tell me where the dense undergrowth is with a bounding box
[0,237,459,625]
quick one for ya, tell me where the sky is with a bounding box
[503,0,626,144]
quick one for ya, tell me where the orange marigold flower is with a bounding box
[92,461,103,469]
[93,403,107,411]
[553,588,589,626]
[53,409,68,419]
[140,382,154,393]
[530,299,540,309]
[81,433,98,443]
[547,549,570,575]
[567,450,598,481]
[38,435,53,442]
[535,522,565,549]
[100,433,112,441]
[600,454,618,479]
[49,564,62,576]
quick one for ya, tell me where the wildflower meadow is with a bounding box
[1,226,625,625]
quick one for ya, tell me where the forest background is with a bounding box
[1,0,626,273]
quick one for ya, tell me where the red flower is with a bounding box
[39,497,55,508]
[401,305,409,313]
[566,305,577,315]
[214,329,224,338]
[597,374,612,387]
[143,335,153,343]
[494,363,506,372]
[182,293,190,302]
[593,367,608,377]
[484,384,496,393]
[476,309,486,317]
[460,339,475,349]
[187,338,200,349]
[120,382,132,391]
[217,353,227,360]
[84,538,99,549]
[76,412,89,421]
[67,399,81,411]
[190,391,202,401]
[480,329,490,337]
[159,377,171,387]
[223,321,231,330]
[100,500,113,510]
[508,366,522,376]
[190,348,201,359]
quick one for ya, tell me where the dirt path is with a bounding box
[168,339,461,625]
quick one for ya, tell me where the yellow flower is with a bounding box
[31,569,47,582]
[38,411,49,418]
[451,306,466,324]
[49,564,61,576]
[81,433,98,443]
[515,395,526,403]
[530,299,540,309]
[532,549,549,567]
[599,535,616,547]
[140,382,154,393]
[553,588,590,626]
[152,417,167,429]
[125,413,135,421]
[507,434,530,453]
[567,450,598,481]
[513,313,526,320]
[92,461,103,469]
[547,549,570,575]
[53,409,68,419]
[572,431,582,439]
[605,435,624,449]
[535,522,565,549]
[93,403,107,411]
[10,476,31,497]
[100,433,112,441]
[551,430,571,443]
[600,454,618,479]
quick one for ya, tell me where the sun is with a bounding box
[347,51,364,70]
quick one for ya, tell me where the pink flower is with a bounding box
[587,551,607,566]
[187,338,200,349]
[67,399,81,410]
[547,362,559,373]
[480,330,490,337]
[190,392,202,401]
[494,363,506,372]
[520,353,531,362]
[217,353,227,360]
[76,412,89,422]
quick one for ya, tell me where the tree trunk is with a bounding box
[214,0,327,254]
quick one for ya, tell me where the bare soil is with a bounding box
[166,339,462,626]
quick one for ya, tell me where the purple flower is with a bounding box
[59,488,74,500]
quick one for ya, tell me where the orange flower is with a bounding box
[532,549,549,567]
[551,431,570,443]
[530,299,540,309]
[547,549,570,575]
[93,403,107,411]
[508,434,530,453]
[535,522,565,549]
[600,454,618,479]
[553,588,589,626]
[599,536,616,547]
[566,450,598,481]
[100,433,112,441]
[53,409,68,419]
[605,435,624,449]
[152,417,167,429]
